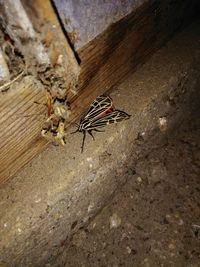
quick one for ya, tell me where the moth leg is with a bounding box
[88,130,95,141]
[71,123,80,134]
[94,128,105,132]
[81,131,86,153]
[71,128,79,134]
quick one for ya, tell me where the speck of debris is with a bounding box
[158,116,168,132]
[137,176,142,183]
[109,213,122,229]
[126,246,132,254]
[17,228,22,233]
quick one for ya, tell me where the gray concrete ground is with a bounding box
[0,21,200,266]
[63,69,200,267]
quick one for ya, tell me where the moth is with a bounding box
[72,95,131,152]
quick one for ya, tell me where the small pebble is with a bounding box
[86,157,92,162]
[137,176,142,183]
[34,197,41,203]
[158,117,168,132]
[88,204,94,213]
[126,246,132,254]
[17,228,22,233]
[110,213,121,229]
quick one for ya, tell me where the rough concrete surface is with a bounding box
[63,67,200,267]
[0,20,200,266]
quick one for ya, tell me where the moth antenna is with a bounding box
[70,129,79,134]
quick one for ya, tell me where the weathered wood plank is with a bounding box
[0,0,199,185]
[0,77,47,183]
[0,0,80,184]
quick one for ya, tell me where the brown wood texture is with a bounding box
[0,0,79,184]
[72,0,199,113]
[0,0,198,185]
[0,77,47,183]
[21,0,80,92]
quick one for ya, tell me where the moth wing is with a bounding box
[83,95,113,121]
[85,110,131,130]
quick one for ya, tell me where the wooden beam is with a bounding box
[0,76,47,182]
[0,0,198,185]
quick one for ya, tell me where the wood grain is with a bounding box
[0,0,198,185]
[0,76,48,183]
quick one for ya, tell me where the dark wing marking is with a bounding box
[82,110,131,130]
[81,95,113,122]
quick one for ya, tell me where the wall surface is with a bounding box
[52,0,146,49]
[0,20,200,266]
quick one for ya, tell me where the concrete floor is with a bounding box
[0,20,200,267]
[63,77,200,267]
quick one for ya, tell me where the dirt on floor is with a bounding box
[62,79,200,266]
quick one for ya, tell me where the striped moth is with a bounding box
[72,95,131,152]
